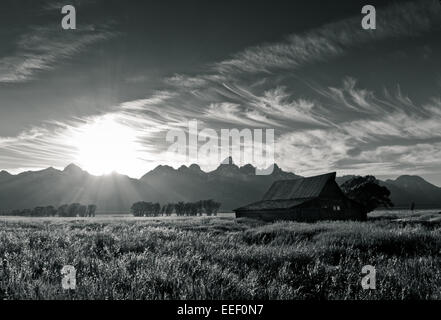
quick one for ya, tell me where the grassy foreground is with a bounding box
[1,215,441,300]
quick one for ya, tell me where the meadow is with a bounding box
[1,210,441,300]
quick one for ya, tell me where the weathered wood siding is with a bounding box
[235,195,366,222]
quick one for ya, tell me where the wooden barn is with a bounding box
[234,172,366,222]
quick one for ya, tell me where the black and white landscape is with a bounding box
[1,160,441,212]
[1,0,441,302]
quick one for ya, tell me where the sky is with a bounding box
[1,0,441,185]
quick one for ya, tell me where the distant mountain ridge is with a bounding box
[0,160,440,212]
[0,159,299,212]
[336,175,441,209]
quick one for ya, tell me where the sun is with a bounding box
[71,116,141,176]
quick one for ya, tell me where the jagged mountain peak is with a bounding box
[63,163,84,175]
[0,170,11,176]
[39,167,60,174]
[222,156,233,165]
[220,156,234,165]
[152,164,175,172]
[387,175,440,192]
[240,164,256,175]
[213,162,240,176]
[189,164,202,171]
[394,175,428,184]
[141,164,176,179]
[0,170,13,182]
[269,163,281,173]
[176,164,205,176]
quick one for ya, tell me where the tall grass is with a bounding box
[1,217,441,299]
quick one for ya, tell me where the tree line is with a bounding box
[0,203,97,217]
[131,200,221,217]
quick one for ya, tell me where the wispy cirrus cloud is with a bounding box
[0,23,116,83]
[42,0,99,12]
[275,78,441,177]
[214,0,441,76]
[204,102,279,127]
[166,0,441,88]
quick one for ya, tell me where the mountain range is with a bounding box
[1,157,440,212]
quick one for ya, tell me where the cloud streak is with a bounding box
[0,3,117,84]
[214,0,441,76]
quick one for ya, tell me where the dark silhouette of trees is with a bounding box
[196,201,204,216]
[202,200,221,216]
[45,206,56,217]
[78,205,87,217]
[28,205,56,217]
[131,200,222,217]
[0,203,97,217]
[174,202,186,216]
[184,202,190,216]
[130,202,144,217]
[57,204,69,217]
[67,203,81,217]
[130,202,162,217]
[165,203,174,216]
[153,203,161,216]
[87,204,97,217]
[341,175,393,213]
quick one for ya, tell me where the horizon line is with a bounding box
[1,162,439,188]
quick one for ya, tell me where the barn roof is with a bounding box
[262,172,336,201]
[234,172,339,212]
[235,198,314,211]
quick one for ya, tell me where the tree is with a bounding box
[195,201,204,216]
[57,204,69,217]
[87,204,97,217]
[204,200,216,216]
[165,203,174,216]
[188,202,198,216]
[131,202,162,217]
[153,203,161,216]
[67,203,81,217]
[77,205,87,217]
[32,206,45,217]
[45,206,56,217]
[184,202,192,216]
[341,175,393,213]
[175,202,185,216]
[212,201,221,216]
[131,202,144,217]
[145,202,154,216]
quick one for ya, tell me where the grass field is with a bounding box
[1,210,441,300]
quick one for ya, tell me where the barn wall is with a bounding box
[235,197,365,222]
[235,209,303,222]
